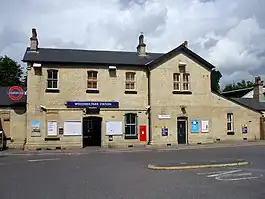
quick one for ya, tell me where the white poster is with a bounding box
[64,121,82,136]
[47,121,57,136]
[201,120,209,133]
[106,121,123,136]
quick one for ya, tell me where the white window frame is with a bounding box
[227,113,234,132]
[47,69,59,89]
[173,73,181,91]
[87,71,98,90]
[124,113,138,139]
[182,73,190,91]
[125,72,136,91]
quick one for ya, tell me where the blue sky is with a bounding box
[1,0,265,88]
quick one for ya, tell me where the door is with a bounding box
[177,119,187,144]
[83,117,102,147]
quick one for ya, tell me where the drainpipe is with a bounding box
[147,69,152,145]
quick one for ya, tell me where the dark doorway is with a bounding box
[177,118,187,144]
[83,117,102,147]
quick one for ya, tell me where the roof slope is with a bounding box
[221,87,254,98]
[22,47,163,66]
[22,44,216,71]
[231,98,265,111]
[0,87,27,107]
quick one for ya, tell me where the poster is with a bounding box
[47,121,57,136]
[191,120,199,133]
[242,125,248,134]
[201,120,209,133]
[31,120,41,137]
[162,127,168,136]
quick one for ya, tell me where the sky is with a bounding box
[0,0,265,88]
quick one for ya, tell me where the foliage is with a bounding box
[0,56,24,86]
[223,80,254,92]
[211,69,222,93]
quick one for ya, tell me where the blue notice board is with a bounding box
[191,119,199,133]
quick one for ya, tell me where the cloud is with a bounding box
[0,0,265,89]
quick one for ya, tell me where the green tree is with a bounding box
[223,80,254,92]
[211,69,222,93]
[0,56,23,86]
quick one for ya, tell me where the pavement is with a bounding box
[1,144,265,198]
[1,140,265,156]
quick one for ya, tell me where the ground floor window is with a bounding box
[125,113,138,139]
[227,113,234,132]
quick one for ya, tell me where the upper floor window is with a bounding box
[183,73,190,91]
[173,73,180,91]
[125,72,136,90]
[87,71,98,89]
[47,70,58,89]
[227,113,234,132]
[125,113,138,139]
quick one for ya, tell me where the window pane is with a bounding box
[130,125,136,135]
[173,73,180,81]
[183,83,189,90]
[87,81,92,88]
[92,82,97,88]
[227,123,232,131]
[53,80,58,88]
[126,114,131,124]
[183,74,189,82]
[48,71,53,79]
[174,83,180,90]
[125,125,130,135]
[130,114,136,124]
[47,80,53,88]
[52,71,58,79]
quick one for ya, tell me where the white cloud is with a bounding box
[0,0,265,88]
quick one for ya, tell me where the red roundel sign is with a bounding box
[8,86,25,101]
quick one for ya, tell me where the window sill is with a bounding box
[45,137,60,141]
[227,131,235,135]
[46,89,60,93]
[124,90,137,94]
[124,135,138,139]
[172,90,192,94]
[86,89,99,93]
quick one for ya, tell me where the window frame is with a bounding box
[173,73,181,91]
[182,73,190,91]
[227,113,234,132]
[125,72,136,91]
[87,70,98,90]
[124,113,138,139]
[47,69,59,90]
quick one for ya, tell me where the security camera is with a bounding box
[145,105,151,109]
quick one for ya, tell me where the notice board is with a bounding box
[106,121,123,136]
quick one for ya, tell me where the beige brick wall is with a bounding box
[25,64,149,149]
[149,53,261,146]
[0,108,27,149]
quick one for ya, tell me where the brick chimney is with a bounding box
[137,32,146,56]
[30,28,39,51]
[253,76,264,102]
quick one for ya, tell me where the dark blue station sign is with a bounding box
[66,101,119,108]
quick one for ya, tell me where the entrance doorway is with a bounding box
[83,117,102,147]
[177,117,187,144]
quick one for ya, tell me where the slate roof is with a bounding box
[231,98,265,111]
[22,44,215,71]
[0,87,27,107]
[221,87,254,98]
[22,47,163,66]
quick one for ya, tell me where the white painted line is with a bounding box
[207,170,242,177]
[217,176,262,181]
[28,158,60,162]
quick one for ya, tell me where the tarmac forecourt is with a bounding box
[147,159,249,170]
